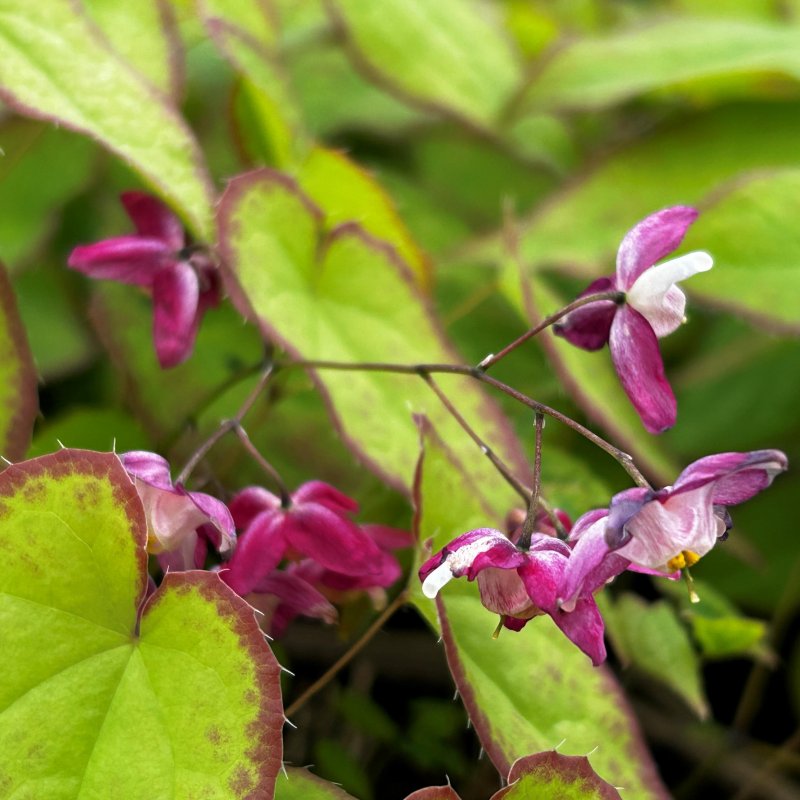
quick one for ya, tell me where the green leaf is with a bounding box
[411,427,669,800]
[0,0,214,239]
[91,284,264,442]
[491,752,622,799]
[0,260,37,461]
[602,595,707,718]
[505,104,800,278]
[659,577,769,659]
[0,120,95,268]
[275,767,359,800]
[523,18,800,111]
[681,168,800,333]
[296,146,431,288]
[500,268,678,485]
[0,449,283,797]
[81,0,183,98]
[199,0,277,49]
[218,170,526,500]
[327,0,521,126]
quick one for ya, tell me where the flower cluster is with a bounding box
[419,449,787,665]
[120,451,410,636]
[68,192,220,368]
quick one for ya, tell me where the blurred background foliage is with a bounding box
[3,0,800,797]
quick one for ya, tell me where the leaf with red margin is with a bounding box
[0,449,283,798]
[0,260,37,461]
[405,787,462,800]
[0,0,214,239]
[275,766,359,799]
[218,169,527,501]
[411,426,669,800]
[491,752,622,799]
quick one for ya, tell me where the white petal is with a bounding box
[627,251,712,337]
[422,561,455,598]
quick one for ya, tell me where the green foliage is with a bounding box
[0,450,283,798]
[0,0,214,238]
[602,595,707,717]
[275,767,359,800]
[219,171,524,499]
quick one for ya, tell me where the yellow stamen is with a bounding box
[492,616,505,639]
[666,550,701,572]
[684,567,701,604]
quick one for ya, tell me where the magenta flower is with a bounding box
[419,529,606,665]
[120,450,235,571]
[221,481,386,597]
[559,449,788,610]
[68,192,220,368]
[553,206,712,433]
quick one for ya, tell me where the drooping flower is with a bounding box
[221,481,387,597]
[419,528,606,665]
[559,449,788,610]
[120,450,235,571]
[68,192,221,368]
[553,206,712,433]
[241,524,412,637]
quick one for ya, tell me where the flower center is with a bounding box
[666,549,701,572]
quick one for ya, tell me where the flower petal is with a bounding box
[229,486,282,528]
[221,511,286,596]
[618,485,722,571]
[121,191,185,250]
[140,483,212,553]
[609,305,676,434]
[671,449,788,504]
[552,276,618,351]
[550,595,607,666]
[188,491,235,554]
[284,504,384,577]
[152,261,201,368]
[476,568,534,618]
[68,236,172,285]
[292,481,359,515]
[616,206,699,289]
[120,450,174,489]
[419,528,524,598]
[626,251,713,337]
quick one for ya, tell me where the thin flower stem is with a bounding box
[284,590,408,719]
[518,412,544,551]
[420,372,530,504]
[233,423,291,507]
[279,358,650,488]
[175,364,274,485]
[477,289,624,371]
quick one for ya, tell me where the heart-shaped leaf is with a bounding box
[0,449,283,798]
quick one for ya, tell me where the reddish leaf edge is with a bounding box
[216,168,529,496]
[140,570,285,799]
[0,261,39,462]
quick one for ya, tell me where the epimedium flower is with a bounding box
[553,206,713,434]
[120,450,235,571]
[220,481,387,598]
[419,528,607,666]
[68,191,221,368]
[238,524,412,637]
[559,449,788,610]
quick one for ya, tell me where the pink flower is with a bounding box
[559,449,788,610]
[554,207,712,433]
[120,450,235,571]
[221,481,388,597]
[419,528,606,665]
[68,192,220,368]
